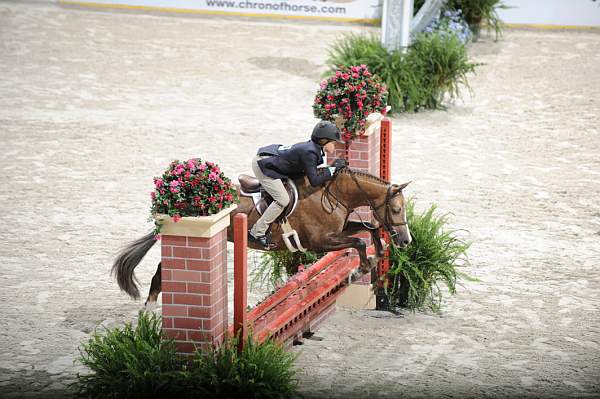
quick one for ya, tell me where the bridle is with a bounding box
[322,168,406,241]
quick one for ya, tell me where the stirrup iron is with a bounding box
[280,217,307,253]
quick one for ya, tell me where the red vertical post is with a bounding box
[378,118,392,277]
[379,119,392,181]
[377,118,392,310]
[233,213,248,352]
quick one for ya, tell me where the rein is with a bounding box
[321,168,406,238]
[321,170,349,215]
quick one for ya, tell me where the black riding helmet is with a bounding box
[311,121,345,145]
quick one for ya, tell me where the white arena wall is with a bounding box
[498,0,600,27]
[54,0,600,27]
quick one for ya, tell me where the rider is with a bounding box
[248,120,347,249]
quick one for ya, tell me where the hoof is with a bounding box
[349,269,361,283]
[361,255,379,273]
[379,239,389,255]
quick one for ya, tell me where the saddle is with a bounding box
[238,174,305,252]
[238,174,299,218]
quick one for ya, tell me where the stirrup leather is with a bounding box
[280,217,307,253]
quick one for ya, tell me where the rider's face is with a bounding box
[323,141,336,156]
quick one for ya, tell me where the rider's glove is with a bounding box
[332,158,347,169]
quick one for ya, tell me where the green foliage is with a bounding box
[446,0,507,39]
[414,0,507,40]
[407,33,477,109]
[77,311,187,398]
[253,250,322,290]
[413,0,426,14]
[326,33,477,113]
[387,199,473,312]
[76,311,299,399]
[191,333,298,399]
[326,34,403,113]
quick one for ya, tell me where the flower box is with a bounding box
[155,204,237,238]
[150,158,239,238]
[313,64,388,143]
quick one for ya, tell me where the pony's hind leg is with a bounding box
[144,262,161,308]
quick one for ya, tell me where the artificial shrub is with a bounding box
[415,0,506,39]
[446,0,507,39]
[326,33,477,113]
[76,311,299,399]
[423,8,473,44]
[386,199,472,312]
[406,33,477,110]
[191,333,298,399]
[77,311,187,398]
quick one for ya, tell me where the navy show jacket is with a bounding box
[256,140,333,187]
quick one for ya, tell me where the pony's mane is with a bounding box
[340,167,390,185]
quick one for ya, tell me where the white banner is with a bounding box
[60,0,382,23]
[498,0,600,27]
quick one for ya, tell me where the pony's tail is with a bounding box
[111,231,157,300]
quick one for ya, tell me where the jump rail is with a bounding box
[232,213,376,348]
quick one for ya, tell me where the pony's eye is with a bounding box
[392,207,401,213]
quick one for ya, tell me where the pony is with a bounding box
[112,167,411,305]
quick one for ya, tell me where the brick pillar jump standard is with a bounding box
[157,208,235,355]
[334,128,381,284]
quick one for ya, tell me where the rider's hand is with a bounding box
[332,158,347,169]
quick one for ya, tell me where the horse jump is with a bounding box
[112,119,405,353]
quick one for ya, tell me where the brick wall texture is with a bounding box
[161,229,228,354]
[334,129,381,284]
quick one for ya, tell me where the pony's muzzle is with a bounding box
[391,230,412,248]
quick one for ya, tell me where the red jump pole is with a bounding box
[233,213,248,352]
[246,250,346,324]
[377,118,392,310]
[379,119,392,182]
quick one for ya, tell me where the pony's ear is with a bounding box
[393,181,411,193]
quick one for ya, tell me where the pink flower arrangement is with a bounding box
[150,158,238,237]
[313,65,388,142]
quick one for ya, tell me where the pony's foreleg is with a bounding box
[320,233,373,275]
[342,221,385,258]
[144,262,161,308]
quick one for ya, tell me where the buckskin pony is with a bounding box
[112,167,412,305]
